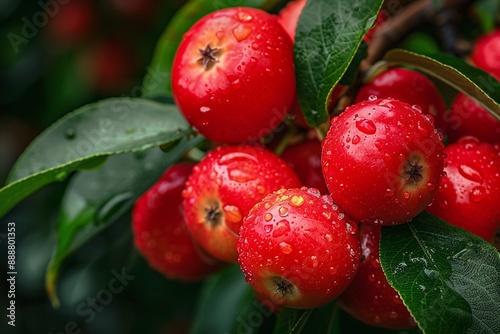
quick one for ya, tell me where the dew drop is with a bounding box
[264,213,273,222]
[273,220,291,238]
[427,182,435,191]
[264,224,273,233]
[278,206,289,217]
[289,195,304,207]
[232,24,252,42]
[385,188,394,197]
[232,79,241,89]
[469,186,486,202]
[251,42,259,50]
[265,68,274,76]
[224,205,242,223]
[403,191,410,199]
[279,241,293,254]
[368,95,378,102]
[412,104,423,113]
[324,234,333,242]
[215,30,224,39]
[200,106,211,113]
[322,211,332,219]
[458,164,483,183]
[321,194,333,205]
[439,199,449,210]
[237,11,253,22]
[346,220,357,234]
[64,128,76,139]
[329,266,337,275]
[389,311,399,319]
[352,135,361,144]
[229,169,257,182]
[356,119,377,134]
[424,114,434,124]
[257,185,266,194]
[417,123,428,137]
[383,153,391,162]
[307,188,321,198]
[337,212,345,220]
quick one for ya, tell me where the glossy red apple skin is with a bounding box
[470,29,500,81]
[322,97,445,226]
[237,187,361,309]
[281,138,329,194]
[278,0,306,42]
[182,145,302,263]
[446,93,500,144]
[355,68,448,134]
[426,136,500,243]
[171,7,296,144]
[132,163,224,281]
[338,225,416,330]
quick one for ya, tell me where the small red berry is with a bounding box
[171,7,296,143]
[339,225,416,330]
[132,163,224,281]
[182,145,301,263]
[238,187,361,309]
[426,136,500,243]
[322,97,445,226]
[355,68,448,134]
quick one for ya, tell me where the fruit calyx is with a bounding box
[274,277,294,297]
[204,200,223,227]
[404,160,424,185]
[198,44,220,69]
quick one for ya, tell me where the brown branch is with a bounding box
[361,0,476,75]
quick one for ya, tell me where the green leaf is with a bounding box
[0,98,193,220]
[191,265,270,334]
[141,0,267,98]
[294,0,383,126]
[380,212,500,334]
[45,135,202,307]
[273,302,340,334]
[383,49,500,121]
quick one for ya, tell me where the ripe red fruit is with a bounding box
[322,97,445,226]
[237,187,361,309]
[132,163,224,281]
[278,0,306,42]
[182,145,301,263]
[355,68,448,134]
[470,29,500,81]
[171,7,296,144]
[426,136,500,243]
[446,92,500,144]
[338,225,416,330]
[280,138,329,194]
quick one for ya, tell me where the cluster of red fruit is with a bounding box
[132,2,500,330]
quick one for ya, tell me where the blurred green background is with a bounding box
[0,1,207,333]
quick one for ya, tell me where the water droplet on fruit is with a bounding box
[265,68,274,76]
[370,258,381,268]
[385,188,394,197]
[373,219,384,225]
[321,194,333,205]
[346,220,357,234]
[393,294,403,304]
[337,212,345,220]
[215,30,225,39]
[229,168,256,182]
[356,119,377,134]
[469,186,486,202]
[424,114,434,124]
[64,128,76,139]
[331,204,338,211]
[278,207,289,217]
[437,131,444,141]
[412,104,423,113]
[417,123,428,137]
[264,224,273,233]
[368,95,378,101]
[264,213,273,222]
[329,266,337,275]
[251,42,259,50]
[289,195,304,207]
[237,11,253,22]
[279,241,293,254]
[427,182,436,191]
[322,211,332,219]
[257,185,266,194]
[200,106,210,113]
[273,220,291,238]
[403,191,410,199]
[232,24,252,42]
[324,234,333,242]
[306,188,320,198]
[373,316,381,324]
[352,135,361,145]
[383,153,391,161]
[224,205,242,223]
[389,311,399,319]
[458,164,483,183]
[232,79,241,89]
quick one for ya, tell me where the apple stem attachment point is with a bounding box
[405,161,424,184]
[198,44,220,69]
